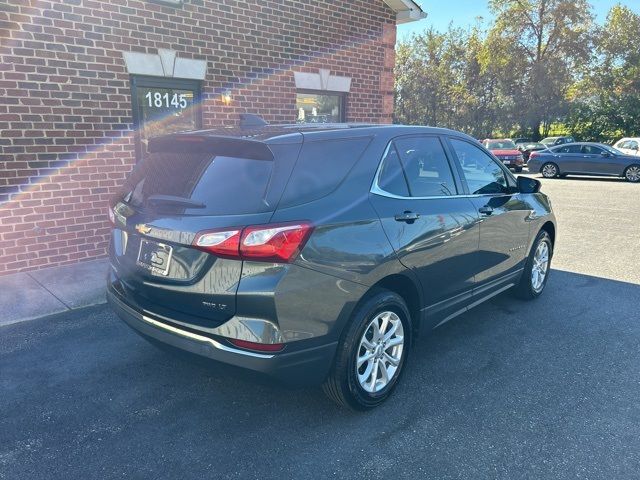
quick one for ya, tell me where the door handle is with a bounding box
[478,206,494,216]
[394,211,420,223]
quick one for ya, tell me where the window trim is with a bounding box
[295,89,346,123]
[371,135,480,200]
[130,75,203,162]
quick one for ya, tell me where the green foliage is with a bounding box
[394,1,640,142]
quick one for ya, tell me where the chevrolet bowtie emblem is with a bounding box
[135,224,152,235]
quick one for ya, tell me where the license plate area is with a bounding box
[137,238,173,276]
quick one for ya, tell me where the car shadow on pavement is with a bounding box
[2,269,640,478]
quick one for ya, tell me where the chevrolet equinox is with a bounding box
[107,123,556,410]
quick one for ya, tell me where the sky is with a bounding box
[397,0,640,40]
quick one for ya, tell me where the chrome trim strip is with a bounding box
[110,293,275,359]
[434,282,516,329]
[140,313,276,359]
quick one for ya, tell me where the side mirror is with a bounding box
[517,176,541,194]
[601,151,612,157]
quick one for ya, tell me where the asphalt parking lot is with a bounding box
[2,173,639,480]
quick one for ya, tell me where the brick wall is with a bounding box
[0,0,396,276]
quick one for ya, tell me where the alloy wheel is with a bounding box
[625,165,640,183]
[542,163,557,178]
[356,311,404,393]
[531,240,550,293]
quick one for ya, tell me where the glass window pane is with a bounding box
[123,152,274,215]
[450,139,508,195]
[135,85,198,157]
[395,137,457,197]
[296,93,342,123]
[377,145,410,197]
[582,145,604,155]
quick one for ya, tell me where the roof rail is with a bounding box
[239,113,268,129]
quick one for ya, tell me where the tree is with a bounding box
[567,4,640,140]
[486,0,594,139]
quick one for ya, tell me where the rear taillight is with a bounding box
[193,228,242,259]
[529,152,540,159]
[193,222,313,263]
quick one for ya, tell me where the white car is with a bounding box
[613,138,640,156]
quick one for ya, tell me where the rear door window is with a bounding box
[394,136,458,197]
[377,144,410,197]
[554,144,582,154]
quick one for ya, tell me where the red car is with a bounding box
[482,139,525,172]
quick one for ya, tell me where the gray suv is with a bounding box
[107,124,556,409]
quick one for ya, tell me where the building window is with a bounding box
[130,76,202,160]
[296,91,345,124]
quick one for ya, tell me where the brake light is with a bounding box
[192,222,313,263]
[193,228,242,259]
[241,222,313,262]
[529,152,540,159]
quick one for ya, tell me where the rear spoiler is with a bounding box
[148,135,274,161]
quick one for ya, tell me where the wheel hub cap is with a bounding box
[356,311,404,393]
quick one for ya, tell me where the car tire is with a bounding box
[541,162,559,178]
[624,164,640,183]
[512,230,553,300]
[322,289,411,410]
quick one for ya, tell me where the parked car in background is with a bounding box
[528,142,640,182]
[540,136,575,147]
[482,138,525,172]
[107,123,557,410]
[519,142,548,162]
[613,138,640,156]
[514,138,531,147]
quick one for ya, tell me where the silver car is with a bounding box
[527,142,640,183]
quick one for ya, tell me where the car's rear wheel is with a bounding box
[322,289,411,410]
[541,162,559,178]
[512,230,553,300]
[624,164,640,183]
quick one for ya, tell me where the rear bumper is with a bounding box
[107,289,337,386]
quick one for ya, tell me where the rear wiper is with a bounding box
[146,194,205,209]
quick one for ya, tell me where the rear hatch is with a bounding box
[109,134,300,329]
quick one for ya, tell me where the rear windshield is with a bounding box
[485,140,516,150]
[122,152,275,215]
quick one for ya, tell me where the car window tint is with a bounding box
[279,137,371,208]
[394,136,457,197]
[582,145,604,155]
[123,152,276,215]
[555,144,582,154]
[377,144,410,197]
[628,141,638,150]
[450,138,508,195]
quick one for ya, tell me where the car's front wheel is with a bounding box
[512,230,553,300]
[624,164,640,183]
[323,289,411,410]
[541,162,559,178]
